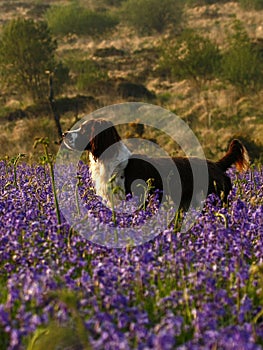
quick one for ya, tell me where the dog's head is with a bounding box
[63,119,121,160]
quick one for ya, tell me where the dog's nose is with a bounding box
[65,133,73,143]
[62,132,75,150]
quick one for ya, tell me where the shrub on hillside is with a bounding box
[220,21,263,94]
[238,0,263,10]
[45,2,119,37]
[101,0,126,6]
[120,0,183,35]
[117,81,155,99]
[69,59,109,93]
[0,18,69,102]
[159,30,221,90]
[185,0,229,5]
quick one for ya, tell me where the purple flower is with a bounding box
[0,161,263,349]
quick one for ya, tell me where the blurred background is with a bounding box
[0,0,262,162]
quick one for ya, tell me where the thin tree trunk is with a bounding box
[48,72,63,141]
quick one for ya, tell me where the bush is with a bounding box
[185,0,229,6]
[238,0,263,10]
[69,59,109,93]
[121,0,183,35]
[117,81,155,99]
[159,30,221,89]
[220,21,263,94]
[101,0,126,6]
[51,62,70,97]
[0,18,69,102]
[45,2,119,37]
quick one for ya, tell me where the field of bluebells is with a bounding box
[0,156,263,350]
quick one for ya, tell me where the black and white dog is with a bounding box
[63,119,249,210]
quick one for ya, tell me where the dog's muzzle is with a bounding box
[62,130,79,150]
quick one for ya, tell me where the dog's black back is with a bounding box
[124,140,248,210]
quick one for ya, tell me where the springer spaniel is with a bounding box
[63,119,249,210]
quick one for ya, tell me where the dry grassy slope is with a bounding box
[187,2,263,43]
[0,1,262,161]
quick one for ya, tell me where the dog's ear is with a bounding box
[87,119,121,160]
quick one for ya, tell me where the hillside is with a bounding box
[0,0,262,161]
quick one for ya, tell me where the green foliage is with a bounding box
[34,138,61,225]
[0,18,68,102]
[185,0,226,5]
[220,21,263,94]
[238,0,263,10]
[249,264,263,325]
[0,327,9,350]
[159,30,221,89]
[51,62,70,97]
[121,0,183,35]
[26,289,91,350]
[45,2,119,37]
[70,59,109,93]
[26,324,84,350]
[101,0,126,6]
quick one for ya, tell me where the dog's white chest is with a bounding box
[88,142,131,203]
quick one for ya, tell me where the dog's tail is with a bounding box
[216,139,250,172]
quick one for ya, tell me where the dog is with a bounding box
[63,119,249,210]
